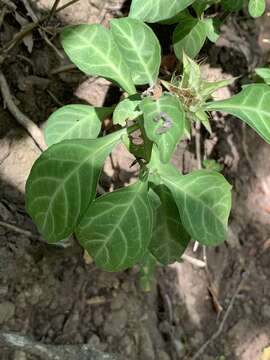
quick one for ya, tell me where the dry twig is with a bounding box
[0,70,47,151]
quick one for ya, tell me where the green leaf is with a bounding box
[26,129,125,243]
[149,185,189,265]
[203,18,220,43]
[61,24,136,95]
[140,93,185,163]
[173,16,207,59]
[162,169,232,246]
[129,0,196,23]
[76,180,153,272]
[248,0,265,17]
[113,95,142,126]
[110,18,161,85]
[181,53,201,91]
[45,105,113,146]
[221,0,243,11]
[205,84,270,144]
[255,68,270,85]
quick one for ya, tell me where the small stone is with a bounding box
[0,301,15,324]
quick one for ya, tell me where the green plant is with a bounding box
[26,0,269,285]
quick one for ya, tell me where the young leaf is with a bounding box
[255,68,270,85]
[162,169,232,246]
[129,0,196,23]
[45,105,113,146]
[26,129,125,243]
[203,18,220,43]
[76,180,153,272]
[173,16,207,59]
[205,84,270,144]
[181,53,201,91]
[110,18,161,85]
[61,25,136,95]
[200,78,236,99]
[149,185,189,265]
[113,95,142,126]
[248,0,265,17]
[140,93,185,163]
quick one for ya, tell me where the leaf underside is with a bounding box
[248,0,265,17]
[149,185,189,265]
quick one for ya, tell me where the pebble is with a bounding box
[0,301,15,324]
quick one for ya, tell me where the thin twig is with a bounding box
[21,0,63,59]
[0,70,47,151]
[0,220,69,248]
[193,121,202,252]
[0,332,121,360]
[46,0,61,24]
[0,0,79,55]
[190,272,248,360]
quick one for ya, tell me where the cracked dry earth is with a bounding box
[1,1,270,360]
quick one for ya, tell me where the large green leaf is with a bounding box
[173,16,207,59]
[148,152,231,246]
[76,180,153,272]
[110,18,161,85]
[140,93,185,163]
[162,169,232,246]
[129,0,196,23]
[113,95,142,126]
[248,0,265,17]
[26,129,125,243]
[45,105,113,146]
[61,25,136,95]
[149,185,189,265]
[205,84,270,144]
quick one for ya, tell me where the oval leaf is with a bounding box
[113,94,142,126]
[161,169,232,246]
[129,0,196,23]
[61,24,136,95]
[205,84,270,144]
[140,93,185,163]
[173,17,207,59]
[45,105,113,146]
[221,0,243,11]
[110,18,161,85]
[248,0,265,17]
[76,180,153,272]
[26,130,125,243]
[149,185,189,265]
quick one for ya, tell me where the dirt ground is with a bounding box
[0,1,270,360]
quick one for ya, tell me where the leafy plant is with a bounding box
[26,0,269,284]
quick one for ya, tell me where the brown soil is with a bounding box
[1,1,270,360]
